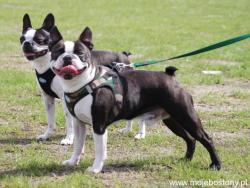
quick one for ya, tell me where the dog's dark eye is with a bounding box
[34,36,49,45]
[77,54,87,62]
[20,36,25,44]
[41,37,49,45]
[44,37,49,44]
[35,38,45,45]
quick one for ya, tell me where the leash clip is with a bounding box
[111,62,133,72]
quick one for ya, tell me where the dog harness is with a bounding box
[35,69,59,98]
[64,67,123,118]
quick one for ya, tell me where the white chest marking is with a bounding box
[64,41,75,53]
[32,53,51,74]
[50,75,64,98]
[74,94,93,125]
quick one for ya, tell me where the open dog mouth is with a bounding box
[53,65,86,79]
[24,49,48,60]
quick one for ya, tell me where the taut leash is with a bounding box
[113,32,250,71]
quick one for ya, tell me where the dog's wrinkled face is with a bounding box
[20,13,54,60]
[50,27,94,80]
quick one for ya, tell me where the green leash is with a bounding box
[128,32,250,68]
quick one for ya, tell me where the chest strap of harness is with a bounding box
[35,69,59,98]
[64,67,123,117]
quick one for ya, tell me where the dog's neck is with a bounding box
[59,65,97,93]
[31,52,51,74]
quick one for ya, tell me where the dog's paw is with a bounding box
[37,129,54,141]
[119,127,131,134]
[36,134,50,141]
[62,159,79,166]
[86,166,102,173]
[60,135,74,145]
[209,162,221,171]
[134,133,145,139]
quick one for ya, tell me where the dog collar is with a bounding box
[35,69,59,98]
[64,67,123,118]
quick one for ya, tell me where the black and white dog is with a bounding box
[20,13,140,144]
[20,13,74,145]
[49,26,221,173]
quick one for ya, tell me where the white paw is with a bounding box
[86,166,102,173]
[134,133,145,139]
[37,129,54,141]
[37,133,51,141]
[62,158,79,166]
[119,127,131,134]
[60,135,74,145]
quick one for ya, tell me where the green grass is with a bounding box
[0,0,250,187]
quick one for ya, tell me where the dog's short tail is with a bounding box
[165,66,178,76]
[122,51,132,57]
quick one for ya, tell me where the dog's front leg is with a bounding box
[63,118,87,166]
[86,130,107,173]
[37,92,55,141]
[60,100,74,145]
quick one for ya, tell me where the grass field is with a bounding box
[0,0,250,187]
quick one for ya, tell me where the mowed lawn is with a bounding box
[0,0,250,187]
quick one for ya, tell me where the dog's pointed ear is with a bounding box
[49,26,63,50]
[23,13,32,33]
[79,27,94,50]
[42,13,55,32]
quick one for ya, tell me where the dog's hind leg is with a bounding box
[119,120,146,139]
[134,120,146,139]
[181,118,221,170]
[170,108,221,170]
[119,120,133,133]
[163,118,196,160]
[161,92,221,170]
[37,92,55,141]
[60,100,74,145]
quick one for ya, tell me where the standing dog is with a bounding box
[20,13,74,145]
[49,26,221,173]
[20,13,139,144]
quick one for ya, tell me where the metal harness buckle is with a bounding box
[86,85,93,94]
[111,62,132,72]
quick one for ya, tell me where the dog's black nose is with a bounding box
[63,56,72,66]
[23,41,33,52]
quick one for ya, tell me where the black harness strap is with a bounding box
[64,68,123,118]
[64,85,93,117]
[35,69,59,98]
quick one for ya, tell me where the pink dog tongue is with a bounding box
[60,65,79,75]
[25,52,36,57]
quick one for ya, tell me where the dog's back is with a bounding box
[91,50,131,67]
[117,67,182,117]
